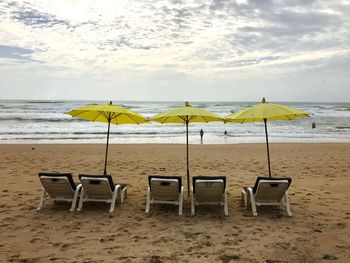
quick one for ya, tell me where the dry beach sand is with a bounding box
[0,143,349,262]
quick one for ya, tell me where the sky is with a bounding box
[0,0,349,102]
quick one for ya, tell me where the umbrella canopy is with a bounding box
[151,102,223,123]
[225,98,309,177]
[66,101,148,175]
[150,101,223,195]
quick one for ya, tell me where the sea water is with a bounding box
[0,100,350,144]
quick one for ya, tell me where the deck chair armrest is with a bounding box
[247,187,258,216]
[70,184,82,212]
[75,184,82,192]
[115,183,127,189]
[180,186,184,194]
[247,187,255,200]
[114,184,121,193]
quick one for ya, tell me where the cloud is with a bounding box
[1,0,349,73]
[0,45,33,60]
[0,0,349,101]
[11,6,70,28]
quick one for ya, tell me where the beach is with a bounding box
[0,143,349,262]
[2,0,350,261]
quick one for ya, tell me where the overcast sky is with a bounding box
[0,0,349,102]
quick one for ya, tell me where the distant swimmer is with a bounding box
[312,122,316,129]
[224,130,228,136]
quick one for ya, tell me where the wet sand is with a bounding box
[0,143,349,262]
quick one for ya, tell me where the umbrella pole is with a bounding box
[264,118,272,178]
[186,120,190,196]
[104,119,111,175]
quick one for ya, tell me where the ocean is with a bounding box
[0,100,350,144]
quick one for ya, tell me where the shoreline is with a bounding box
[1,141,350,146]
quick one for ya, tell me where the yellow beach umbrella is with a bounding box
[150,101,223,195]
[225,98,309,177]
[66,101,148,175]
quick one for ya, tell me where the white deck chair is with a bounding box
[77,175,127,213]
[191,176,228,216]
[145,176,183,215]
[37,173,81,211]
[241,177,292,217]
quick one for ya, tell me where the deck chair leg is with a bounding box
[224,192,228,216]
[77,188,85,211]
[145,187,151,213]
[247,188,258,216]
[120,187,127,203]
[37,188,46,210]
[119,188,123,204]
[241,189,247,208]
[190,187,195,216]
[109,186,120,213]
[284,192,292,217]
[178,187,183,216]
[70,184,82,212]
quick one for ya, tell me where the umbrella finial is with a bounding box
[109,101,113,105]
[185,101,192,107]
[262,97,266,103]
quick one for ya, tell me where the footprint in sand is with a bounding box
[218,254,240,263]
[147,255,164,263]
[322,254,338,260]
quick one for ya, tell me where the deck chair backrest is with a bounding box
[253,177,292,193]
[38,173,76,199]
[149,176,181,201]
[79,175,115,199]
[255,179,290,202]
[193,177,226,202]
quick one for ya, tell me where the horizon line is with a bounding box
[0,99,349,104]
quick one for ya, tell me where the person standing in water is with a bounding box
[200,129,204,142]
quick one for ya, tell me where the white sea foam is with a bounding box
[0,100,350,144]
